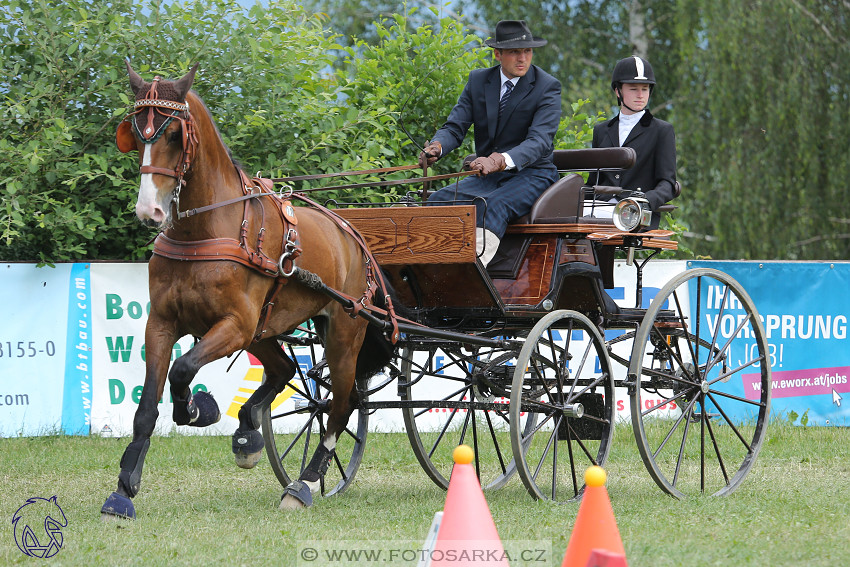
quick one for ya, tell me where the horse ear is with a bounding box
[126,60,147,96]
[116,120,136,153]
[173,63,199,100]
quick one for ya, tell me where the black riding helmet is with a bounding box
[611,56,655,111]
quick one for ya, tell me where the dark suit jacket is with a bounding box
[587,111,677,219]
[432,64,561,172]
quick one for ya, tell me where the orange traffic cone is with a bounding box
[561,466,627,567]
[584,549,628,567]
[429,445,509,566]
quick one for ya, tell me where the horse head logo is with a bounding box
[12,496,68,558]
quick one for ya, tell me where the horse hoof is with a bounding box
[232,428,264,469]
[279,480,312,510]
[191,391,221,427]
[101,492,135,520]
[235,450,262,469]
[279,495,307,510]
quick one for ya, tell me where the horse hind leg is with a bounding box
[232,338,296,469]
[279,437,337,510]
[280,319,366,510]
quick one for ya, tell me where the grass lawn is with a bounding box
[1,422,848,566]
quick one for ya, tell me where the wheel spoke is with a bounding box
[672,403,693,488]
[530,427,558,484]
[704,410,730,485]
[707,353,766,387]
[640,387,693,418]
[483,409,508,474]
[279,410,318,461]
[704,313,751,377]
[652,395,698,459]
[707,392,754,452]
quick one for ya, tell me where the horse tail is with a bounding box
[354,271,412,384]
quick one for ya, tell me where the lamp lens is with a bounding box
[614,200,641,230]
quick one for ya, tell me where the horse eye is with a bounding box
[168,131,182,144]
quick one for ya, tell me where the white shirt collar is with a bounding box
[618,110,645,146]
[500,71,518,90]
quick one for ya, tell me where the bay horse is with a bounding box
[102,62,394,519]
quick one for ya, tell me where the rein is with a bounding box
[272,170,475,193]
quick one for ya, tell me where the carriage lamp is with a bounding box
[613,191,651,232]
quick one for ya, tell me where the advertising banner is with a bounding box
[90,263,251,436]
[4,259,846,437]
[690,261,850,426]
[88,264,406,436]
[607,259,688,420]
[0,263,90,437]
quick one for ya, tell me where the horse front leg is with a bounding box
[168,317,257,428]
[231,338,296,469]
[101,324,175,521]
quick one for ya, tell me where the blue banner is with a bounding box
[61,263,92,434]
[689,261,850,426]
[0,264,75,436]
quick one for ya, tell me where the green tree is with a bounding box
[675,0,850,259]
[0,0,345,262]
[0,0,479,261]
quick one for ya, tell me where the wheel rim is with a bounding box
[510,310,615,502]
[399,338,524,490]
[629,268,771,498]
[261,338,368,498]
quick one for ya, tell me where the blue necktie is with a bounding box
[499,81,514,117]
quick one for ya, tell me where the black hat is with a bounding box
[611,56,656,88]
[484,20,547,49]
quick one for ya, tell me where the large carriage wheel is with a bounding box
[261,332,368,498]
[399,338,526,490]
[510,310,615,502]
[629,268,771,498]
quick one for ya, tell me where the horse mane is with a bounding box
[185,89,242,170]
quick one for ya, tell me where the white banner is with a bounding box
[86,260,691,436]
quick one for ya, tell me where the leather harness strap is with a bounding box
[150,173,404,343]
[291,193,402,343]
[153,233,280,276]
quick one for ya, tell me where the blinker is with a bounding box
[116,120,136,153]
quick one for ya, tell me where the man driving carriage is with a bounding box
[418,20,562,267]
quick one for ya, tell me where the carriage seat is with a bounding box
[462,147,639,226]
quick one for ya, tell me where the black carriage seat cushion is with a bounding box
[528,173,584,223]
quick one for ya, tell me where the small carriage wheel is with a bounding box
[510,310,615,502]
[399,338,525,490]
[628,268,771,498]
[260,335,369,498]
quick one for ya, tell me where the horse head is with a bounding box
[117,62,200,228]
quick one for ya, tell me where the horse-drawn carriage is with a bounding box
[103,64,771,519]
[259,147,772,504]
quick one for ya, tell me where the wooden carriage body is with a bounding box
[334,148,678,331]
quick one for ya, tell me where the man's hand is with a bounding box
[418,141,442,169]
[470,152,507,176]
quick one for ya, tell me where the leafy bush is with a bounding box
[0,0,601,263]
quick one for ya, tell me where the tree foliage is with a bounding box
[0,0,596,263]
[674,0,850,259]
[5,0,847,263]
